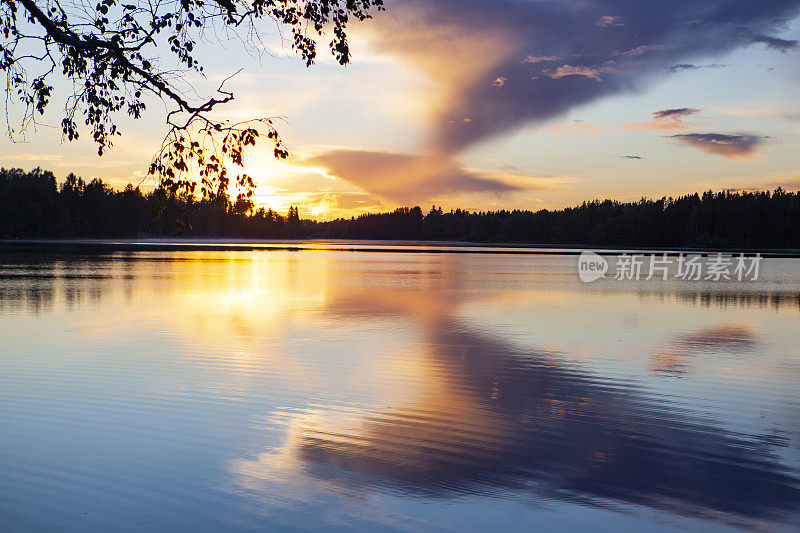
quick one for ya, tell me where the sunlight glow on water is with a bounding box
[1,248,799,531]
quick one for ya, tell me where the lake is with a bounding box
[1,244,798,532]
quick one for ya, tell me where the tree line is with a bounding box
[0,167,301,239]
[2,167,799,248]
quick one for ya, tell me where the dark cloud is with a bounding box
[367,0,800,154]
[299,149,530,204]
[747,32,799,51]
[627,107,701,130]
[620,155,645,159]
[667,63,728,72]
[653,108,701,119]
[670,133,766,159]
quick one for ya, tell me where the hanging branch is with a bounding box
[1,0,383,202]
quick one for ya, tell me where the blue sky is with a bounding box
[1,0,798,219]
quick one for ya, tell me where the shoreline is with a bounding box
[2,239,800,257]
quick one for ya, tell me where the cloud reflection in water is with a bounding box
[233,287,800,527]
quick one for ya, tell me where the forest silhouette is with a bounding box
[2,167,799,248]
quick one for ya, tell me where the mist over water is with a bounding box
[1,247,799,532]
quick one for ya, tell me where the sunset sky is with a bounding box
[2,0,799,219]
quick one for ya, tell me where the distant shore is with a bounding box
[2,239,800,257]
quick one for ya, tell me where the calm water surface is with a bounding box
[1,246,799,531]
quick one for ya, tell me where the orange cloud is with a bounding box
[298,149,555,205]
[596,15,624,27]
[614,44,673,57]
[541,64,603,81]
[522,55,561,63]
[492,76,508,88]
[542,120,604,135]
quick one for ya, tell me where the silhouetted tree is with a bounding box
[0,0,384,205]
